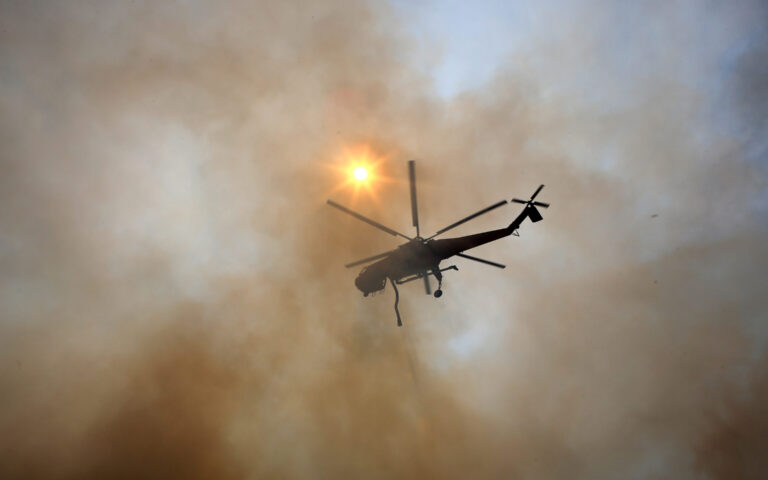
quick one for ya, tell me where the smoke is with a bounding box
[1,0,766,478]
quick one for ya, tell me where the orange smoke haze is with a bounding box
[0,0,767,479]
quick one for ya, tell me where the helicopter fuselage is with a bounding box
[354,218,526,296]
[354,238,436,294]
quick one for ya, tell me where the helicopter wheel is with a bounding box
[434,289,443,298]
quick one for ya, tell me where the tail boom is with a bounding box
[429,204,544,259]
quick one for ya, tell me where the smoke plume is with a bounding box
[1,0,766,478]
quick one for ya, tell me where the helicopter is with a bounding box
[327,160,549,326]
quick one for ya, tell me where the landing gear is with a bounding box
[432,267,443,298]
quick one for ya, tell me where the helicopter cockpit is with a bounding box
[355,263,387,296]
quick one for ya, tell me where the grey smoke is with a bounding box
[0,0,766,478]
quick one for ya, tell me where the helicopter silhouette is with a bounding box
[327,160,549,326]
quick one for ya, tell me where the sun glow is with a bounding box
[323,144,395,205]
[353,166,369,181]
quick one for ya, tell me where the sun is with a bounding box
[323,144,395,204]
[353,166,369,181]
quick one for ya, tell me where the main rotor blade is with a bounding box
[408,160,420,237]
[427,200,508,240]
[456,252,506,269]
[530,184,545,200]
[422,272,431,295]
[511,198,527,205]
[396,274,424,285]
[532,201,550,208]
[327,200,411,240]
[344,250,394,268]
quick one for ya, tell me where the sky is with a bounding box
[388,0,535,97]
[1,0,767,479]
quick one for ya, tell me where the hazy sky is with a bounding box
[1,1,767,479]
[388,0,534,97]
[394,0,768,181]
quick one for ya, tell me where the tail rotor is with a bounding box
[511,184,549,223]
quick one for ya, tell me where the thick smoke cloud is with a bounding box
[1,0,766,478]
